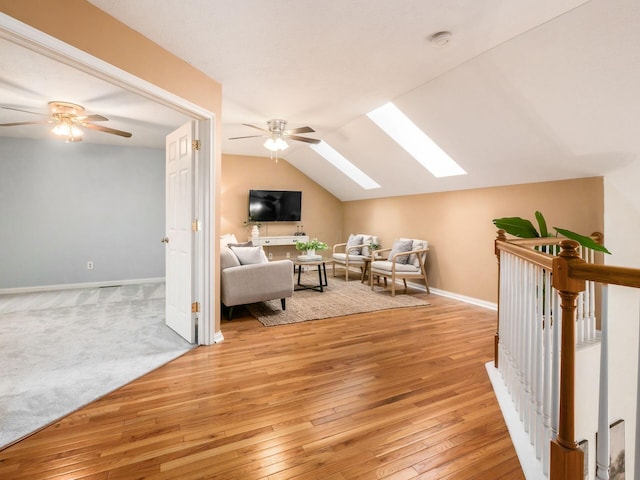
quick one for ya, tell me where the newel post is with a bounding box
[550,240,586,480]
[494,229,506,367]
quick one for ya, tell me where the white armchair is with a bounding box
[370,238,430,296]
[332,233,380,281]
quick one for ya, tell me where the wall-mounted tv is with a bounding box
[249,189,302,222]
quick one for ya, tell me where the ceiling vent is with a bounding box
[429,31,452,46]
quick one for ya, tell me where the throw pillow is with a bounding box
[346,233,363,254]
[227,241,253,248]
[402,238,425,268]
[220,233,238,247]
[229,246,268,265]
[220,247,241,269]
[387,239,413,264]
[360,235,372,256]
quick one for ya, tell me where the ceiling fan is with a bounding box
[229,119,320,152]
[0,101,133,142]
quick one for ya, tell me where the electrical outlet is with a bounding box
[268,252,273,260]
[87,261,94,270]
[286,251,290,258]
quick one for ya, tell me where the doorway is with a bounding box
[0,13,220,344]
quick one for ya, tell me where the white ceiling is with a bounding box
[0,36,191,148]
[3,0,639,201]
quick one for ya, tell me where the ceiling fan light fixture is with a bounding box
[52,121,83,142]
[264,136,288,152]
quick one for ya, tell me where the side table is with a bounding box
[291,257,335,292]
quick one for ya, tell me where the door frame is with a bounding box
[0,13,222,345]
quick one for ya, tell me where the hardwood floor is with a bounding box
[0,295,524,479]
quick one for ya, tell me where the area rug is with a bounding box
[247,270,430,326]
[0,283,194,449]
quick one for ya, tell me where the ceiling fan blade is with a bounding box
[286,126,314,135]
[80,114,109,122]
[83,122,132,138]
[288,135,321,144]
[2,106,50,117]
[0,120,50,127]
[242,123,270,133]
[228,134,264,140]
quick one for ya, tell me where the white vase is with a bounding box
[306,249,316,257]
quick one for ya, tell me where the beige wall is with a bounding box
[343,177,604,303]
[222,154,343,258]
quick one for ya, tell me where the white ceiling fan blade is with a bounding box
[288,135,320,144]
[2,106,49,117]
[0,120,51,127]
[286,126,314,135]
[83,122,132,138]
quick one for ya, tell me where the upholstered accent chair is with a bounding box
[332,233,380,281]
[370,238,430,296]
[220,234,294,320]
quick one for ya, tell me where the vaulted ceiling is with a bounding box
[2,0,639,202]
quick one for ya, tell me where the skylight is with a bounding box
[310,141,381,190]
[366,102,466,178]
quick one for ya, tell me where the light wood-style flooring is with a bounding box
[0,294,524,479]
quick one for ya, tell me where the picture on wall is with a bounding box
[596,419,625,480]
[578,439,588,480]
[609,419,625,480]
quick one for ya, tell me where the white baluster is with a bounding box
[577,289,585,346]
[534,264,544,459]
[501,253,511,389]
[635,291,640,480]
[523,261,532,435]
[551,289,561,441]
[542,266,553,475]
[596,285,609,480]
[518,257,526,420]
[588,248,596,342]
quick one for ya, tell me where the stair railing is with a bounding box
[494,231,640,480]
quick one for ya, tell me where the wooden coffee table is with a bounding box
[291,257,334,292]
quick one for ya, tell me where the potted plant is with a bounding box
[295,238,328,257]
[494,211,610,317]
[493,211,610,254]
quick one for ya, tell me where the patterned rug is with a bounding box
[247,270,430,326]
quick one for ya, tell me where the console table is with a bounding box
[252,235,308,246]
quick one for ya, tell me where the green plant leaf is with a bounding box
[535,211,549,237]
[553,227,611,254]
[492,217,540,238]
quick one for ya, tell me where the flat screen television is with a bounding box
[249,189,302,222]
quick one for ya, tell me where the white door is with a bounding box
[165,122,196,343]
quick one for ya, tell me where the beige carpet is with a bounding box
[247,269,430,326]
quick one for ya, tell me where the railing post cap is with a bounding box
[558,240,581,258]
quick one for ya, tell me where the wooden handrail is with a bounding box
[505,232,603,248]
[569,262,640,289]
[495,239,554,270]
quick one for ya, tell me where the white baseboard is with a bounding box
[428,287,497,311]
[485,362,545,479]
[0,277,165,295]
[362,272,497,311]
[212,331,225,344]
[398,281,497,311]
